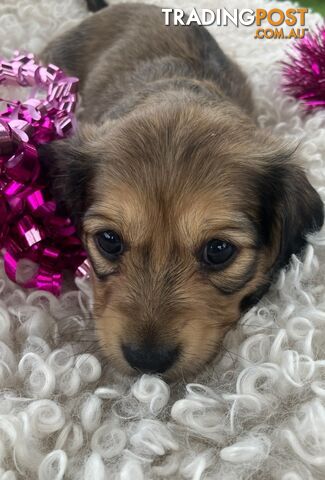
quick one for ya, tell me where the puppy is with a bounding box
[39,1,324,379]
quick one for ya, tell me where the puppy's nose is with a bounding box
[122,344,179,373]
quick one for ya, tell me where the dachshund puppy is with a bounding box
[39,1,324,379]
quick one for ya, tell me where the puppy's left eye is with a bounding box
[95,230,124,259]
[202,239,235,266]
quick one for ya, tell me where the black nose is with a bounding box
[122,344,180,373]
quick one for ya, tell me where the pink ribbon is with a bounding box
[282,24,325,111]
[0,51,90,296]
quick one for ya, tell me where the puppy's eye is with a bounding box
[203,239,235,266]
[95,230,123,258]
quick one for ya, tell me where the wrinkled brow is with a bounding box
[176,205,258,246]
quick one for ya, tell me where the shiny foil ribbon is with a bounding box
[0,52,89,295]
[282,24,325,111]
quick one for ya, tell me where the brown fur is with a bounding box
[39,3,324,379]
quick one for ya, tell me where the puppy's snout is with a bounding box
[122,343,180,373]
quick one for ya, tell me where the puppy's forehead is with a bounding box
[85,103,260,242]
[86,179,253,246]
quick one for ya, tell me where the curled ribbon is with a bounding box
[0,52,90,296]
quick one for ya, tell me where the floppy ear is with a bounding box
[258,155,324,270]
[38,131,96,227]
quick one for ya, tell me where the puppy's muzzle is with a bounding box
[122,343,180,373]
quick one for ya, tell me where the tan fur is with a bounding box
[39,4,323,379]
[80,106,282,379]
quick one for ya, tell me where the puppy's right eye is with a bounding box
[202,239,236,267]
[95,230,124,259]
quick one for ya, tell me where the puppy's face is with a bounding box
[41,103,323,379]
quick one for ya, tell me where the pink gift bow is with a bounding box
[0,52,89,296]
[282,24,325,111]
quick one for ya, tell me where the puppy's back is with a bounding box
[41,3,254,121]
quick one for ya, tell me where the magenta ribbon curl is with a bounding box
[0,51,90,296]
[282,24,325,111]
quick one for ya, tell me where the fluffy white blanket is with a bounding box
[0,0,325,479]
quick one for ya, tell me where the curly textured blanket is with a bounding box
[0,0,325,479]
